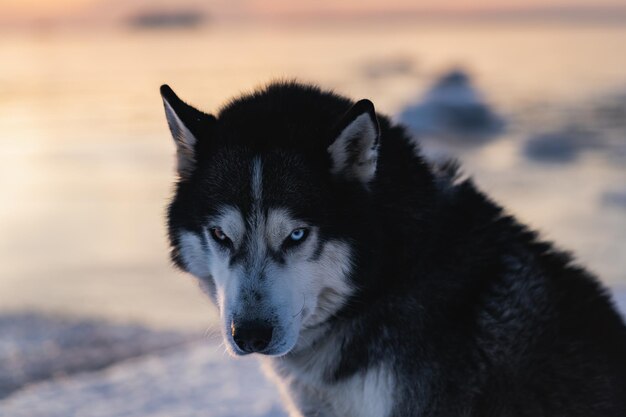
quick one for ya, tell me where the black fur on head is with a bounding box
[161,81,431,288]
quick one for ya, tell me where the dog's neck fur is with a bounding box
[272,321,340,375]
[263,318,395,417]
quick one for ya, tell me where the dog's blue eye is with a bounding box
[289,228,308,243]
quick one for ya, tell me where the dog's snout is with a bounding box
[232,320,274,353]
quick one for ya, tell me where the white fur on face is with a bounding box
[283,239,353,329]
[178,216,353,356]
[178,231,210,279]
[176,160,355,357]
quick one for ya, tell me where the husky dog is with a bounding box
[160,81,626,417]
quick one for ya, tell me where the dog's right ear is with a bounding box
[160,85,216,178]
[328,99,380,186]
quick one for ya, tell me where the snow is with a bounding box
[0,313,192,399]
[0,318,286,417]
[1,341,286,417]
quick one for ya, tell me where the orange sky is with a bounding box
[1,0,93,19]
[1,0,626,26]
[246,0,626,15]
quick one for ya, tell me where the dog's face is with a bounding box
[161,84,379,356]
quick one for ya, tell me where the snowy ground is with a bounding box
[1,340,286,417]
[1,289,624,417]
[0,314,193,399]
[0,314,286,417]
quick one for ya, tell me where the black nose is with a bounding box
[232,320,274,353]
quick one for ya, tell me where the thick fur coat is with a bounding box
[162,81,626,417]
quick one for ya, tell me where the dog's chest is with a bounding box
[264,342,394,417]
[323,365,394,417]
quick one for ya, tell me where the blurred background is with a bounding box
[0,1,625,415]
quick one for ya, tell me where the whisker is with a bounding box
[292,293,306,318]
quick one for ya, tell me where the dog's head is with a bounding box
[161,83,380,356]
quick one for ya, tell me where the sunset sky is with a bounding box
[1,0,626,27]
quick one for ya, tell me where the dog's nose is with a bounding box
[232,320,274,353]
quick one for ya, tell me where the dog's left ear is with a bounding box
[160,84,215,178]
[328,99,380,186]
